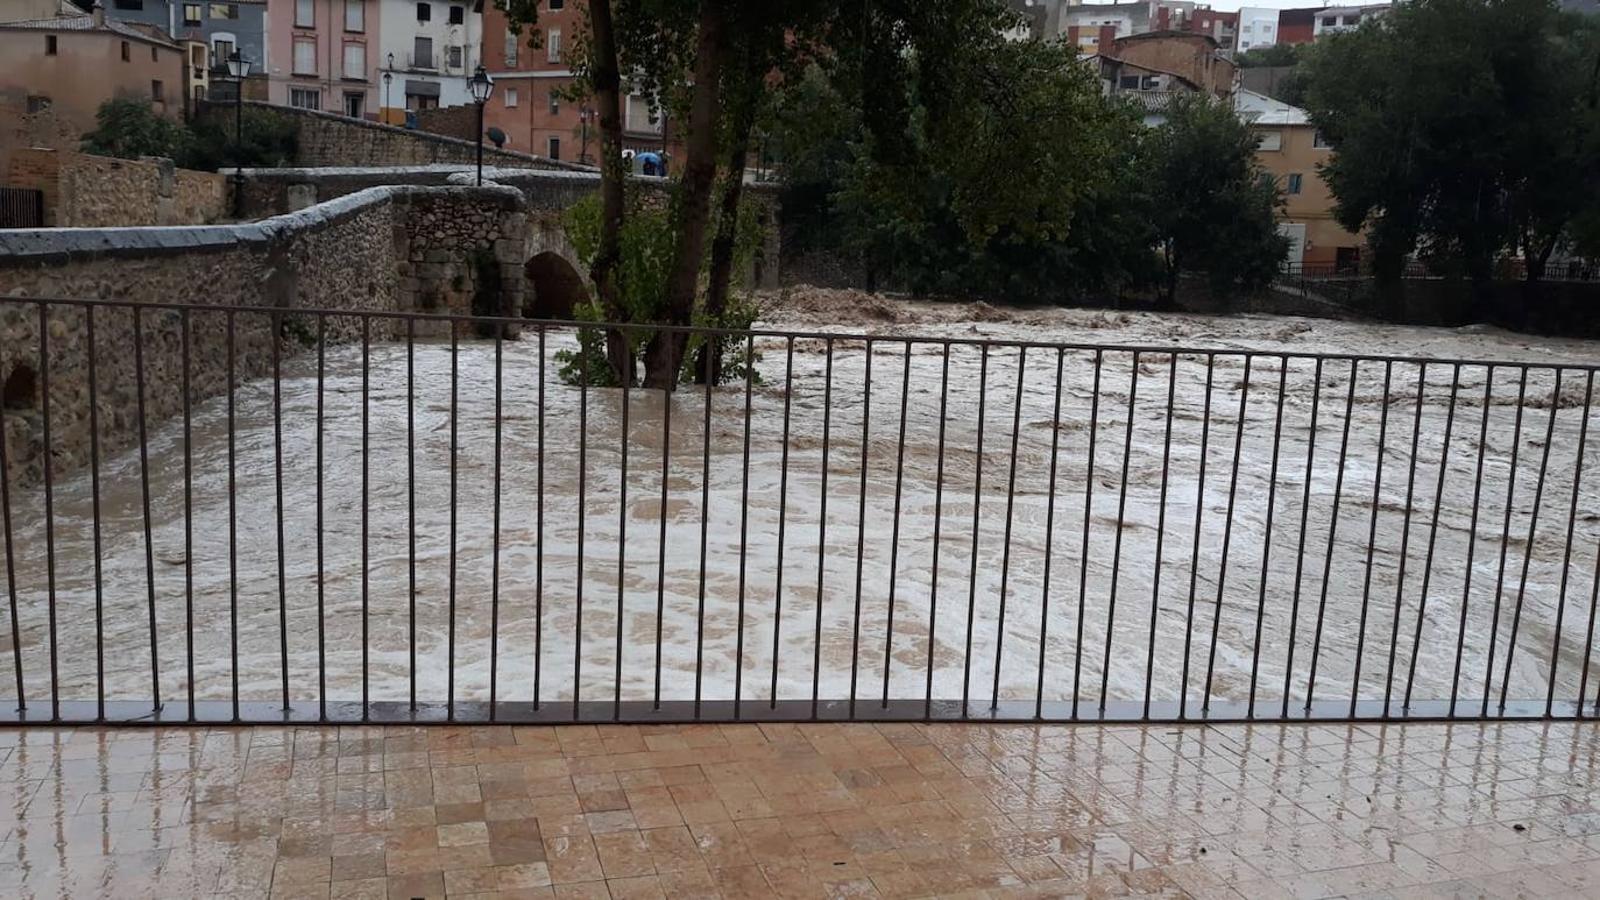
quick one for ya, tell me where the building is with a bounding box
[480,0,581,159]
[98,0,266,102]
[1059,2,1168,54]
[0,2,185,137]
[1183,6,1237,54]
[1236,88,1362,268]
[377,0,481,116]
[1276,3,1389,46]
[1091,31,1236,126]
[266,0,379,117]
[1234,5,1278,53]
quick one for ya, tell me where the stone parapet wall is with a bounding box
[0,184,527,489]
[5,148,229,227]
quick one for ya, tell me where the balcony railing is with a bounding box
[1,296,1598,725]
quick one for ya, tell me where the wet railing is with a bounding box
[1,296,1599,724]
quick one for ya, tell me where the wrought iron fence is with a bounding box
[1,295,1599,725]
[0,189,45,229]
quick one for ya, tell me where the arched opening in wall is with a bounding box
[525,252,590,320]
[2,364,38,412]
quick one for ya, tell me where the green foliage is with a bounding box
[1302,0,1600,283]
[80,98,189,160]
[1146,94,1289,300]
[1235,44,1306,68]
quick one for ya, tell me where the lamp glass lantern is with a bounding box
[468,65,495,104]
[226,50,249,79]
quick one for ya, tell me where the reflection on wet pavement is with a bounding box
[0,721,1597,898]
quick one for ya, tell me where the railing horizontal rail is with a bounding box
[1,296,1598,725]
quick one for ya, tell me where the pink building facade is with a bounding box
[266,0,380,118]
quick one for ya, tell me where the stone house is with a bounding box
[1235,88,1364,270]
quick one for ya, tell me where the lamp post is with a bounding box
[467,64,494,185]
[383,52,394,122]
[579,104,592,166]
[227,50,250,219]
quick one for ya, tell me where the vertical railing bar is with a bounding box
[992,347,1026,710]
[1246,356,1289,717]
[1100,351,1138,712]
[1548,371,1594,716]
[132,308,160,710]
[273,314,288,712]
[733,333,754,717]
[888,341,915,710]
[1035,350,1066,719]
[651,371,671,713]
[489,326,504,721]
[225,307,236,720]
[1142,352,1178,719]
[1178,353,1215,720]
[1580,508,1600,713]
[1072,349,1103,719]
[359,317,372,717]
[446,325,459,721]
[1348,360,1393,718]
[616,364,630,718]
[770,337,795,709]
[960,345,989,715]
[1498,367,1561,710]
[1202,354,1252,711]
[37,303,59,720]
[811,339,834,716]
[1481,367,1528,717]
[3,318,30,706]
[1381,363,1429,713]
[1404,362,1460,710]
[86,306,105,721]
[1449,367,1496,716]
[181,308,193,720]
[921,343,951,717]
[574,337,589,719]
[316,315,326,720]
[407,318,417,711]
[1281,357,1323,719]
[694,336,714,717]
[848,341,872,718]
[535,326,546,709]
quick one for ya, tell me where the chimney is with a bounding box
[91,0,105,26]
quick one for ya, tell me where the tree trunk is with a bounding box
[693,104,754,386]
[642,2,727,392]
[586,0,633,385]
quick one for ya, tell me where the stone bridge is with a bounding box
[233,165,783,320]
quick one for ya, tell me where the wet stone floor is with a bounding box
[0,722,1597,899]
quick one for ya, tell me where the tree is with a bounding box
[1146,94,1288,304]
[80,99,189,160]
[1302,0,1600,294]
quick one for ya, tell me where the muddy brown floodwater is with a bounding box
[3,288,1599,713]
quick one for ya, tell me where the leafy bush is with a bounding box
[79,99,297,171]
[80,98,189,160]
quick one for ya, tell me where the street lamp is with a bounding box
[227,50,251,218]
[467,64,495,185]
[383,52,394,121]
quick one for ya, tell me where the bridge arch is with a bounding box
[523,219,591,320]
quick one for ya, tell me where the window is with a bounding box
[547,27,560,62]
[1287,173,1303,194]
[183,2,202,24]
[448,4,463,24]
[26,95,51,113]
[504,29,518,66]
[113,0,142,8]
[45,34,56,55]
[1313,130,1332,149]
[152,80,165,102]
[213,37,234,63]
[413,36,433,68]
[1118,75,1140,90]
[1322,16,1337,26]
[504,87,518,107]
[548,91,558,114]
[295,0,314,27]
[547,137,560,160]
[343,43,364,79]
[1255,129,1282,151]
[121,41,130,61]
[416,2,430,22]
[290,87,321,109]
[210,4,237,19]
[293,38,316,74]
[344,92,364,117]
[447,45,462,69]
[548,0,562,7]
[345,0,364,32]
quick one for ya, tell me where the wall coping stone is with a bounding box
[0,184,527,266]
[233,164,782,196]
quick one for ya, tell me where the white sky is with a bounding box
[1065,0,1390,10]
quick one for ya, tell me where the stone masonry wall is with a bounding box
[5,148,229,227]
[0,185,528,490]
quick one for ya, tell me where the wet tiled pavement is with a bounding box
[0,721,1597,898]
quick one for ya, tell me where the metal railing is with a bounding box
[2,296,1599,725]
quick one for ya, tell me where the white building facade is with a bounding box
[377,0,480,109]
[1235,6,1279,52]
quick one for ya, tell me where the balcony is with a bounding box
[406,50,436,71]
